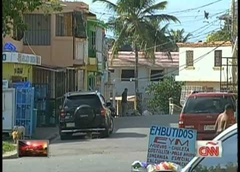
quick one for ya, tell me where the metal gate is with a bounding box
[14,87,35,137]
[33,83,48,126]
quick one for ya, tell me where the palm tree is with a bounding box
[168,29,192,51]
[92,0,179,113]
[93,0,179,56]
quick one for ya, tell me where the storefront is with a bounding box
[2,52,41,84]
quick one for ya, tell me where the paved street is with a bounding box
[3,115,178,172]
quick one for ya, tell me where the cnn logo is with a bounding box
[196,141,222,157]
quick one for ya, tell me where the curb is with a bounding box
[2,150,18,160]
[47,133,59,143]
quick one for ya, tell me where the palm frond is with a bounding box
[160,23,170,33]
[110,24,128,62]
[142,1,168,14]
[92,0,117,11]
[145,14,180,23]
[182,33,192,42]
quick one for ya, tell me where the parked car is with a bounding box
[181,123,237,172]
[179,91,236,140]
[58,91,114,140]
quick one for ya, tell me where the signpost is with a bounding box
[196,141,222,157]
[147,125,197,167]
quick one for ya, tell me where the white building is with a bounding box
[108,51,179,110]
[175,41,233,92]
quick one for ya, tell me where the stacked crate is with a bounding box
[13,82,35,138]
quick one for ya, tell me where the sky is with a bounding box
[70,0,231,42]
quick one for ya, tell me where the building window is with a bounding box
[73,12,87,38]
[150,70,164,81]
[214,50,222,67]
[90,31,96,50]
[88,31,96,57]
[56,13,73,36]
[23,14,51,45]
[121,70,134,81]
[109,69,114,73]
[186,50,194,67]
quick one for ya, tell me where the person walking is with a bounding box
[121,88,128,117]
[214,104,234,136]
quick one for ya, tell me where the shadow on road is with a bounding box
[51,135,90,144]
[51,131,147,144]
[110,132,147,139]
[114,115,179,132]
[51,116,178,144]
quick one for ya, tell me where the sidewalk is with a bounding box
[32,127,59,141]
[3,127,58,159]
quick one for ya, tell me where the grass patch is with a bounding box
[2,141,16,154]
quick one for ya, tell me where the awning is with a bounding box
[34,65,66,72]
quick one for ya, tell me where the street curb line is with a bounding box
[2,133,58,159]
[2,150,18,160]
[47,133,59,143]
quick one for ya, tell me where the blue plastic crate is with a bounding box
[13,81,31,88]
[32,109,37,134]
[15,87,35,137]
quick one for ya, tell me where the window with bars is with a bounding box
[186,50,194,67]
[56,13,73,36]
[214,50,222,67]
[150,70,164,81]
[74,11,87,38]
[23,14,51,45]
[121,70,134,81]
[91,31,96,49]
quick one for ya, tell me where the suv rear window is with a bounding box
[63,95,102,109]
[183,96,236,114]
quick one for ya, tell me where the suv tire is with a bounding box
[100,118,114,138]
[109,117,114,134]
[100,125,110,138]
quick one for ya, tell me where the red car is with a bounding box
[179,91,236,140]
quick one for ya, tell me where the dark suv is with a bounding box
[58,91,114,140]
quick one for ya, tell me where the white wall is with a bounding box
[75,40,88,65]
[96,27,103,53]
[111,66,179,97]
[175,46,232,82]
[111,67,149,96]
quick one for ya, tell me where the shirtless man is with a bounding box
[214,104,234,136]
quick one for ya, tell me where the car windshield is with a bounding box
[183,96,236,114]
[63,95,102,109]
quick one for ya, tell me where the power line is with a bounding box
[143,20,221,51]
[167,0,225,14]
[171,10,228,26]
[138,41,229,80]
[90,0,225,16]
[106,11,225,51]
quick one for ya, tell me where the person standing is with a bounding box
[214,104,234,136]
[121,88,128,117]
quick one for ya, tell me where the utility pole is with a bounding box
[134,43,139,113]
[231,0,238,92]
